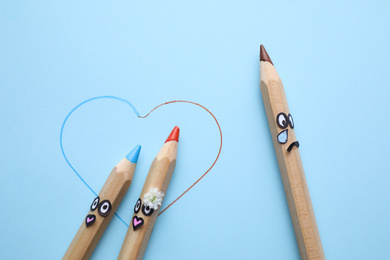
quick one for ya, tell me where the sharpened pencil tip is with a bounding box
[165,126,180,143]
[260,44,273,65]
[126,145,141,163]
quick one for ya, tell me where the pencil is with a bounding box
[118,126,180,260]
[259,45,325,259]
[63,144,142,260]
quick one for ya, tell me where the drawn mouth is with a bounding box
[287,141,299,152]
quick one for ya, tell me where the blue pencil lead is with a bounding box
[126,145,141,163]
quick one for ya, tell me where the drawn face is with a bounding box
[132,198,155,231]
[85,196,112,227]
[276,112,299,152]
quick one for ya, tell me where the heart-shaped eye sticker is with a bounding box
[61,96,222,227]
[85,214,96,227]
[132,216,144,231]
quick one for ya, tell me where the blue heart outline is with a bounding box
[60,96,139,227]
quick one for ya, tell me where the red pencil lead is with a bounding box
[165,126,180,143]
[260,44,273,65]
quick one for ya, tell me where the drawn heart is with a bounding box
[132,216,144,231]
[60,96,222,227]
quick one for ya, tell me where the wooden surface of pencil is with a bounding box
[63,145,141,260]
[118,126,180,260]
[259,45,325,260]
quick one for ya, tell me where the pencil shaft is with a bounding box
[118,141,177,260]
[63,158,136,260]
[260,60,325,260]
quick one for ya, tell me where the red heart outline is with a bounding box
[140,100,223,216]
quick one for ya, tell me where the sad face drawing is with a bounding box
[276,112,299,152]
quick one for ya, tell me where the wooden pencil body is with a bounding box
[63,158,136,260]
[118,141,177,260]
[260,61,325,260]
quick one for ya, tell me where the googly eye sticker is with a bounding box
[134,198,141,214]
[85,214,96,227]
[98,200,112,217]
[142,204,154,216]
[132,216,144,231]
[288,114,294,129]
[90,196,100,211]
[276,112,289,129]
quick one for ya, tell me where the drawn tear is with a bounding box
[277,129,288,144]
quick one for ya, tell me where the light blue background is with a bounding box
[1,1,389,259]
